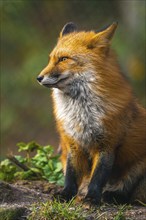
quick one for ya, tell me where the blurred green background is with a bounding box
[1,0,145,158]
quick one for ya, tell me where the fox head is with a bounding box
[37,22,118,92]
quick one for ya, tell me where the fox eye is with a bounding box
[58,57,68,62]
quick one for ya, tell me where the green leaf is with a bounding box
[18,141,40,152]
[14,170,34,180]
[15,155,26,163]
[30,167,41,174]
[0,159,11,167]
[57,177,65,186]
[0,172,6,180]
[0,141,64,185]
[55,162,62,172]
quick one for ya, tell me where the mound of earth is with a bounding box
[0,180,145,220]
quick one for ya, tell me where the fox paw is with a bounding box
[53,189,76,202]
[82,196,101,208]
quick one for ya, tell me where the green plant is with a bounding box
[0,142,64,186]
[0,159,17,182]
[28,199,98,220]
[113,205,127,220]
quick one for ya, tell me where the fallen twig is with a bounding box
[7,154,29,171]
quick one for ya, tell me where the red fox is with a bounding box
[37,22,146,205]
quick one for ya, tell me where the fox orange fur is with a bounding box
[37,22,146,205]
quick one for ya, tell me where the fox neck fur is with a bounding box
[52,70,106,148]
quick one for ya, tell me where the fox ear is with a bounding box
[97,22,118,40]
[60,22,77,37]
[89,22,118,48]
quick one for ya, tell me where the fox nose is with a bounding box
[37,76,44,82]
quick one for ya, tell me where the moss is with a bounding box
[0,207,27,220]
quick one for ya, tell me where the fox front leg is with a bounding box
[84,151,114,205]
[60,154,79,201]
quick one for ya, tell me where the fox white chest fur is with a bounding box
[53,78,105,147]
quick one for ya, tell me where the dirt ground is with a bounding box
[0,180,146,220]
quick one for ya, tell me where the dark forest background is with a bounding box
[1,0,145,158]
